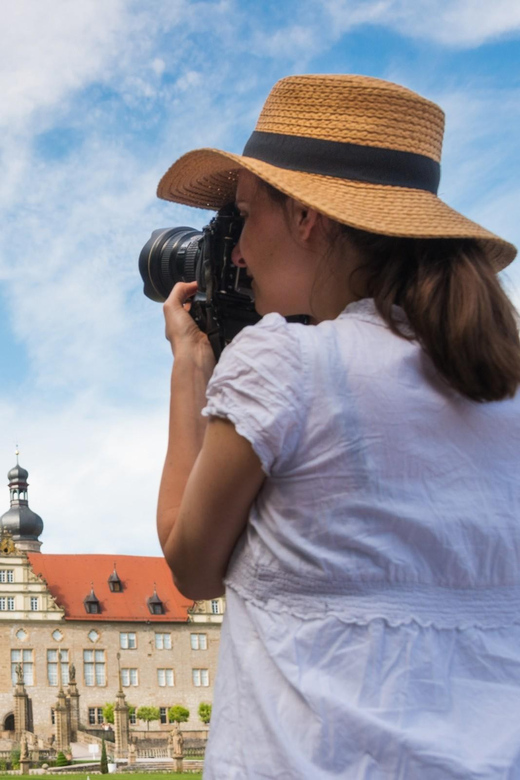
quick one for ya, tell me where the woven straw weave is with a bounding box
[257,75,445,160]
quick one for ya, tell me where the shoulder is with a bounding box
[213,313,307,381]
[225,312,303,352]
[203,315,309,474]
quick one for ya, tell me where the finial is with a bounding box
[117,651,123,693]
[15,445,19,465]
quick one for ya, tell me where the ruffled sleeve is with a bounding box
[202,314,308,476]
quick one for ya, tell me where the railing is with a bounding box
[81,727,115,743]
[137,746,169,758]
[185,745,206,758]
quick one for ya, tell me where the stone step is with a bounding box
[118,759,204,773]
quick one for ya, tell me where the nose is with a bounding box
[232,241,247,268]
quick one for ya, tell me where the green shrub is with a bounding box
[10,748,21,770]
[103,702,115,724]
[56,751,69,767]
[198,702,212,724]
[100,737,108,774]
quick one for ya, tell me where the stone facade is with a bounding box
[0,541,223,741]
[0,608,222,739]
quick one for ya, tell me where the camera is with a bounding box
[139,203,260,360]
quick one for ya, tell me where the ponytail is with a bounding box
[346,230,520,402]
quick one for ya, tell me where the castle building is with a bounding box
[0,457,223,744]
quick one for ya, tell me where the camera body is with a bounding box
[139,204,260,359]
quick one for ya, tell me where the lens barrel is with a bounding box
[138,227,202,302]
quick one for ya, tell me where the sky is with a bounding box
[0,0,519,556]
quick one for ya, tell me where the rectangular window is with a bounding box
[11,649,34,686]
[121,668,138,687]
[120,632,137,649]
[51,708,55,725]
[83,649,106,686]
[190,633,208,651]
[0,570,14,583]
[210,600,220,614]
[47,649,69,686]
[154,633,172,650]
[30,597,38,611]
[0,597,5,611]
[88,707,104,725]
[129,710,136,725]
[7,597,15,611]
[160,707,168,724]
[157,668,174,687]
[192,668,209,687]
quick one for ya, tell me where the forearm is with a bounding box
[157,347,214,552]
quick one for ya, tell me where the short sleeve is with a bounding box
[202,314,307,475]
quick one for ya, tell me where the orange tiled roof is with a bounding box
[27,553,193,622]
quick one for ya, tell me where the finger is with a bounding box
[165,281,198,309]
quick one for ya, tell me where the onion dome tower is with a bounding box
[0,450,44,552]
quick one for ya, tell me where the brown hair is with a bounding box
[260,180,520,402]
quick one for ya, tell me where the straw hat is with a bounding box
[157,74,516,271]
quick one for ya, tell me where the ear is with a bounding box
[291,201,321,242]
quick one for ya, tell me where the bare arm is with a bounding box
[157,281,265,599]
[161,417,264,599]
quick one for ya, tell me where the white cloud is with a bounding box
[0,394,169,556]
[321,0,520,48]
[0,0,130,129]
[151,58,166,77]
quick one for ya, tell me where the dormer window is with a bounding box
[108,564,123,593]
[84,585,101,615]
[147,586,164,616]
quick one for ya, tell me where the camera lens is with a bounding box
[138,227,202,302]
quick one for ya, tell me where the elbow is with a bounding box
[171,569,225,601]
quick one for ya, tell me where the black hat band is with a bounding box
[243,131,440,194]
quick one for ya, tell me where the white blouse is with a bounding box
[201,299,520,779]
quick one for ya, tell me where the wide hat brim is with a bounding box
[157,74,516,272]
[157,148,516,272]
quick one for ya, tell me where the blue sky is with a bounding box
[0,0,519,555]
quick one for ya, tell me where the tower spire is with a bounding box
[0,455,43,552]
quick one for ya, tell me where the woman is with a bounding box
[156,75,520,778]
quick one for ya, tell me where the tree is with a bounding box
[100,738,108,774]
[103,701,135,725]
[198,702,212,724]
[56,751,69,767]
[136,705,160,730]
[103,702,115,724]
[168,705,190,723]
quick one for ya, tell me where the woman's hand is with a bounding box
[163,281,215,371]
